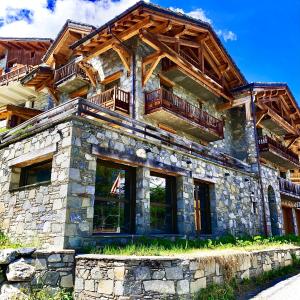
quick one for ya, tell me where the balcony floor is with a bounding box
[146,107,222,142]
[260,148,300,169]
[162,66,217,100]
[56,76,89,94]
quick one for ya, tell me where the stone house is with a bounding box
[0,1,300,249]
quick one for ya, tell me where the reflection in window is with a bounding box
[19,159,52,187]
[150,172,176,234]
[93,161,135,234]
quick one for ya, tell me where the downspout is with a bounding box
[249,86,268,236]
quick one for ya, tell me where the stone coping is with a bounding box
[76,245,300,261]
[34,249,75,254]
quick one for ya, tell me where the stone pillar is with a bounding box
[136,167,151,234]
[292,208,298,235]
[245,120,259,172]
[176,175,195,236]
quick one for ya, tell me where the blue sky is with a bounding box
[0,0,299,100]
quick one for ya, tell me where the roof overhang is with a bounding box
[71,1,246,99]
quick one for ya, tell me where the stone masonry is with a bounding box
[74,247,300,299]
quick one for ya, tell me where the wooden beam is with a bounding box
[150,21,173,34]
[79,16,153,61]
[216,96,250,111]
[256,110,267,126]
[142,53,165,86]
[156,34,200,48]
[112,42,131,73]
[78,62,97,87]
[47,87,59,105]
[101,70,123,85]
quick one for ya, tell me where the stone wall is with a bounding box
[0,248,75,299]
[0,121,74,248]
[64,117,263,248]
[0,112,263,249]
[74,247,300,299]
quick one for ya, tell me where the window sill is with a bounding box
[10,180,51,192]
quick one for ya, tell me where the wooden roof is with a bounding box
[0,104,41,120]
[43,20,95,67]
[71,1,246,100]
[0,38,52,54]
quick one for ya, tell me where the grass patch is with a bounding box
[197,255,300,300]
[0,231,23,249]
[0,127,8,134]
[25,288,73,300]
[86,234,300,256]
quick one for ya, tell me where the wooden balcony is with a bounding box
[279,177,300,200]
[88,87,130,114]
[0,65,34,86]
[145,88,224,141]
[258,135,300,169]
[54,60,88,93]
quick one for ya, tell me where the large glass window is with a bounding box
[19,159,52,187]
[93,160,135,234]
[150,172,177,234]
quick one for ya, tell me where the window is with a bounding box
[93,160,136,234]
[150,172,177,234]
[19,159,52,187]
[104,79,120,91]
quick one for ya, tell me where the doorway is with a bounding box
[282,206,295,235]
[267,186,280,236]
[194,181,212,235]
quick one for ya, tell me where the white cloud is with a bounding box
[216,30,237,42]
[0,0,141,38]
[169,7,212,24]
[170,6,237,42]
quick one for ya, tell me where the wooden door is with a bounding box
[282,206,294,235]
[194,182,211,234]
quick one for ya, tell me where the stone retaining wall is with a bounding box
[74,247,300,299]
[0,248,75,299]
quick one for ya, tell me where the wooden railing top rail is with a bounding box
[145,87,224,138]
[54,60,86,85]
[0,65,34,85]
[279,177,300,197]
[0,98,250,173]
[258,135,299,165]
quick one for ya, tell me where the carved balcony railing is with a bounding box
[54,60,87,86]
[258,135,300,168]
[145,87,224,139]
[0,65,34,86]
[279,177,300,198]
[88,87,130,114]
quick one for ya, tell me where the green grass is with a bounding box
[197,255,300,300]
[86,234,300,256]
[0,231,23,249]
[25,288,73,300]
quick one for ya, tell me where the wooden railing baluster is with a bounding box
[145,87,224,138]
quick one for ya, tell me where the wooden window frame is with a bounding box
[150,171,177,234]
[93,159,136,235]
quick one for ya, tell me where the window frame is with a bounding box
[18,159,52,188]
[149,171,177,234]
[93,159,136,235]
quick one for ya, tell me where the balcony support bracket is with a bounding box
[142,51,165,86]
[112,42,131,73]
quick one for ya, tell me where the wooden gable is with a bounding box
[72,2,246,101]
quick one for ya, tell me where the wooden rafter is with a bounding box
[78,16,153,61]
